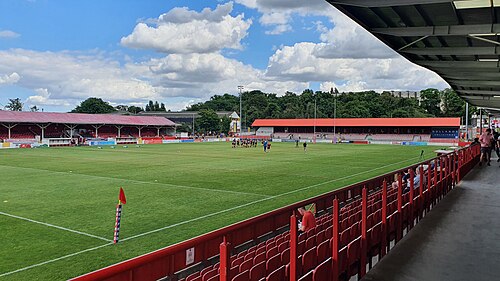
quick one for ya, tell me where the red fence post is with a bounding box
[409,169,414,230]
[396,174,403,243]
[360,187,367,277]
[289,212,298,281]
[381,180,387,257]
[332,199,340,281]
[433,160,438,207]
[426,161,431,213]
[419,165,424,221]
[219,236,231,281]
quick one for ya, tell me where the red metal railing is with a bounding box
[72,145,480,281]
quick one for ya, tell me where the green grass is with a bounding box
[0,142,437,280]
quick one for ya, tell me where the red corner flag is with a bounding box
[119,187,127,204]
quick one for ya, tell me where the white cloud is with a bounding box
[26,88,71,106]
[265,24,292,35]
[265,42,447,92]
[0,48,308,111]
[0,30,20,38]
[121,2,252,54]
[0,72,20,85]
[0,49,160,108]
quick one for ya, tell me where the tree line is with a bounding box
[186,88,475,129]
[3,88,474,134]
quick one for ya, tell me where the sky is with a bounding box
[0,0,449,112]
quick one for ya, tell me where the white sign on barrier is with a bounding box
[186,247,195,265]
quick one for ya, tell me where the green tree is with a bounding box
[220,116,231,133]
[160,103,166,111]
[441,88,465,117]
[196,109,220,133]
[71,97,115,114]
[30,105,39,112]
[128,106,143,114]
[6,98,23,111]
[420,88,441,116]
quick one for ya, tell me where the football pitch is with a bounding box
[0,142,437,280]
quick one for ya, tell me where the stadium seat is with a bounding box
[313,258,332,281]
[266,254,281,274]
[347,238,361,277]
[239,259,253,272]
[231,256,244,267]
[277,241,288,253]
[301,247,317,274]
[297,270,313,281]
[202,268,217,281]
[249,261,266,281]
[254,252,266,265]
[231,270,249,281]
[205,274,219,281]
[281,248,290,263]
[316,239,330,263]
[305,236,315,250]
[186,272,200,281]
[266,265,285,281]
[266,246,278,259]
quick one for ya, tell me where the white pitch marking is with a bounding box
[0,211,112,242]
[0,154,425,276]
[0,164,271,198]
[0,243,113,278]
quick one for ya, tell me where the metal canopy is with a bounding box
[326,0,500,113]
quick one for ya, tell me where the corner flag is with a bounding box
[114,187,127,243]
[119,187,127,204]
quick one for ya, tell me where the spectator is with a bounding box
[297,207,316,232]
[479,128,493,166]
[404,168,422,193]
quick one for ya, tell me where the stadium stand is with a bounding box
[252,118,461,144]
[0,111,175,143]
[71,144,480,281]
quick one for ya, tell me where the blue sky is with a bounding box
[0,0,448,112]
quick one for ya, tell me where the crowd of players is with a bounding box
[231,138,259,148]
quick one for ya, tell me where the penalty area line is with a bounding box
[0,155,424,277]
[0,243,114,278]
[0,211,112,242]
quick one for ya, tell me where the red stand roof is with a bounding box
[0,111,175,126]
[251,118,460,127]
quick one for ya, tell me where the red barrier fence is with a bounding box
[72,145,480,281]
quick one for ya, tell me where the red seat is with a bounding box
[267,246,278,259]
[186,272,200,281]
[266,265,285,281]
[313,257,332,281]
[237,250,247,259]
[281,248,290,263]
[266,254,281,275]
[347,238,361,277]
[231,270,249,281]
[278,241,288,253]
[231,256,244,267]
[338,246,348,277]
[205,274,219,281]
[202,269,217,281]
[254,252,266,265]
[301,247,317,274]
[249,261,266,281]
[239,259,253,272]
[316,239,330,263]
[340,229,349,248]
[315,230,325,245]
[244,251,255,261]
[297,270,313,281]
[298,241,306,255]
[305,236,315,250]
